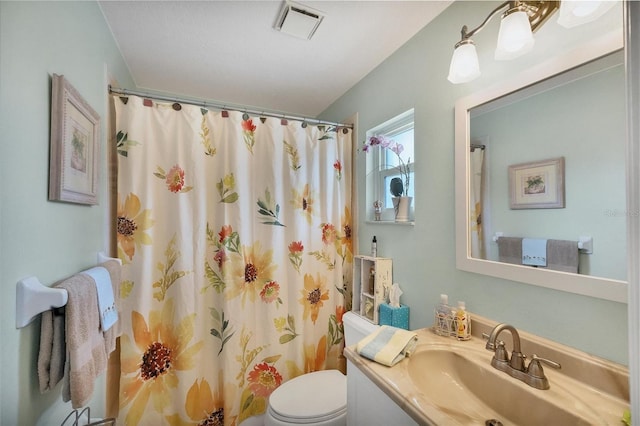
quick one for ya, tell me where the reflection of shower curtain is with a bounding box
[112,95,353,425]
[470,148,485,258]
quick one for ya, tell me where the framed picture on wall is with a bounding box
[49,74,100,205]
[509,157,565,209]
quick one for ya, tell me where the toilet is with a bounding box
[264,312,378,426]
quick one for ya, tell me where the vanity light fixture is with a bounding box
[447,0,617,84]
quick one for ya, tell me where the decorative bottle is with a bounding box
[371,236,377,257]
[434,294,452,336]
[368,267,375,294]
[455,301,471,340]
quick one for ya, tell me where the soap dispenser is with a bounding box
[434,294,452,336]
[455,301,471,340]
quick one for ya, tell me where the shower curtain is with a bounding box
[113,95,353,426]
[469,147,485,259]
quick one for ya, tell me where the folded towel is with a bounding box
[100,260,122,356]
[82,266,117,332]
[58,273,107,408]
[37,307,66,393]
[543,239,579,273]
[36,260,121,402]
[497,237,522,265]
[522,238,547,266]
[356,326,418,367]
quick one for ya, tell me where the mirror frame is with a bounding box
[454,31,627,303]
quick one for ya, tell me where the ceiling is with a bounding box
[99,0,453,118]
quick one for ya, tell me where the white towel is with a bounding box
[82,266,117,331]
[522,238,547,267]
[100,260,122,356]
[356,326,418,367]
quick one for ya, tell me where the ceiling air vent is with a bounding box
[274,0,325,40]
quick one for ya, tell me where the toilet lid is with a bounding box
[268,370,346,422]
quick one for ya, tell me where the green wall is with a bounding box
[0,2,134,424]
[321,1,628,365]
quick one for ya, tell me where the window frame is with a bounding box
[365,109,415,223]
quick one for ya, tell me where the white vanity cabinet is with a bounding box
[352,255,392,324]
[346,359,418,426]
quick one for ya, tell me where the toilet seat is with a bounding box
[267,370,346,424]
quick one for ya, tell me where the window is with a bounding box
[365,109,415,222]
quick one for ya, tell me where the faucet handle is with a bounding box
[527,354,561,378]
[494,340,509,362]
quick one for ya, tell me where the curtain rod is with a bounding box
[108,86,353,129]
[470,143,486,151]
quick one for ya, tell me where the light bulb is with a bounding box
[447,41,481,84]
[495,10,535,60]
[557,0,618,28]
[571,1,600,17]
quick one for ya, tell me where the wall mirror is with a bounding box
[454,32,627,303]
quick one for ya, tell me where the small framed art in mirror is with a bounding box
[509,157,565,209]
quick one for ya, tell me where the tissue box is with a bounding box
[379,303,409,330]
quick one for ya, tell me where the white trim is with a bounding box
[365,110,416,218]
[368,109,414,136]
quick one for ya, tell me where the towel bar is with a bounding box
[491,233,593,254]
[15,252,121,328]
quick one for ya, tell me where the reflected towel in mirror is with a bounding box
[522,238,548,266]
[545,239,579,273]
[497,237,523,265]
[498,237,578,273]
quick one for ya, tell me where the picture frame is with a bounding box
[508,157,565,209]
[49,74,100,205]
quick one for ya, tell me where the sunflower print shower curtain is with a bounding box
[114,96,353,426]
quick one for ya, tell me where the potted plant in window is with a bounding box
[363,135,412,222]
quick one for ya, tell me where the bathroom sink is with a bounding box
[407,346,602,426]
[344,315,629,426]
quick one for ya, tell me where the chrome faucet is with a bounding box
[484,323,561,390]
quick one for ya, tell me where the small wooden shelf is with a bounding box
[352,255,392,324]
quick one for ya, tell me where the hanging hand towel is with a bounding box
[544,239,579,273]
[37,307,66,393]
[522,238,548,266]
[58,273,107,408]
[497,237,523,265]
[99,260,122,356]
[356,325,418,367]
[81,266,117,332]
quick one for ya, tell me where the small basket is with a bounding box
[433,309,471,340]
[433,308,455,337]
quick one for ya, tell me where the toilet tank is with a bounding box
[343,311,379,346]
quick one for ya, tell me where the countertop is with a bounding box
[344,313,629,426]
